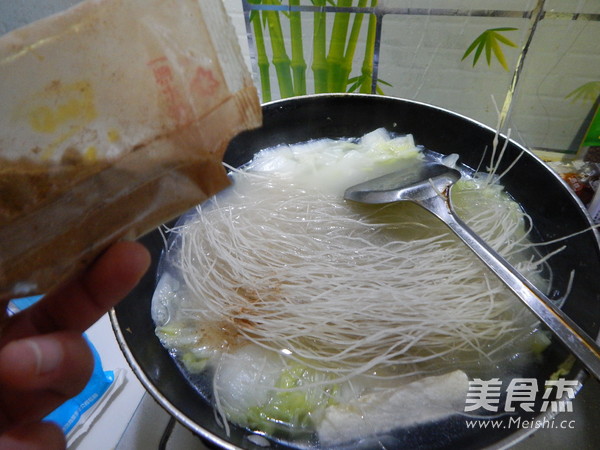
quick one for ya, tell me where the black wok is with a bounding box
[111,94,600,449]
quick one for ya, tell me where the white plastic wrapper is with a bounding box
[0,0,261,298]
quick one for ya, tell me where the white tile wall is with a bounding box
[546,0,600,15]
[511,17,600,151]
[377,14,527,128]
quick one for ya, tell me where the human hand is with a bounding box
[0,241,150,450]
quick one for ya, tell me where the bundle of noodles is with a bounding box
[152,129,553,443]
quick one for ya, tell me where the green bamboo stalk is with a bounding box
[289,0,307,96]
[359,0,378,94]
[250,10,272,102]
[311,0,328,93]
[326,0,353,92]
[339,0,368,91]
[264,0,295,98]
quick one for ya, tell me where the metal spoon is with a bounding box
[344,160,600,380]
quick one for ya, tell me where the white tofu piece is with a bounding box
[318,370,469,444]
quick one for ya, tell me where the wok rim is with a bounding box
[110,93,600,450]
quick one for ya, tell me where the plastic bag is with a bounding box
[45,343,124,446]
[0,0,261,298]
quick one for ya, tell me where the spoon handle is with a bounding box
[420,195,600,381]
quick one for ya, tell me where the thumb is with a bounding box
[0,422,65,450]
[0,332,93,432]
[0,331,93,395]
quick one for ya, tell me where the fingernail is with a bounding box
[23,337,63,375]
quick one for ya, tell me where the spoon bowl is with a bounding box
[344,159,600,381]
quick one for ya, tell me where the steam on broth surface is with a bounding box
[152,129,551,446]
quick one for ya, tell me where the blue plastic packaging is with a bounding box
[44,339,114,435]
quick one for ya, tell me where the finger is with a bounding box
[36,241,151,333]
[2,241,150,340]
[0,332,94,432]
[0,331,93,395]
[0,421,65,450]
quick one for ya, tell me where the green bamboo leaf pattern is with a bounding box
[311,0,328,93]
[338,0,369,92]
[347,76,362,93]
[484,36,492,65]
[247,0,388,99]
[491,39,507,70]
[566,81,600,103]
[462,37,481,62]
[462,27,518,71]
[493,32,518,47]
[346,74,391,94]
[289,0,307,96]
[472,38,485,66]
[250,8,272,101]
[326,0,353,92]
[358,0,378,93]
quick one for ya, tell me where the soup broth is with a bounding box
[152,129,552,446]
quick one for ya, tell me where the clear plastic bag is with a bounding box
[0,0,261,298]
